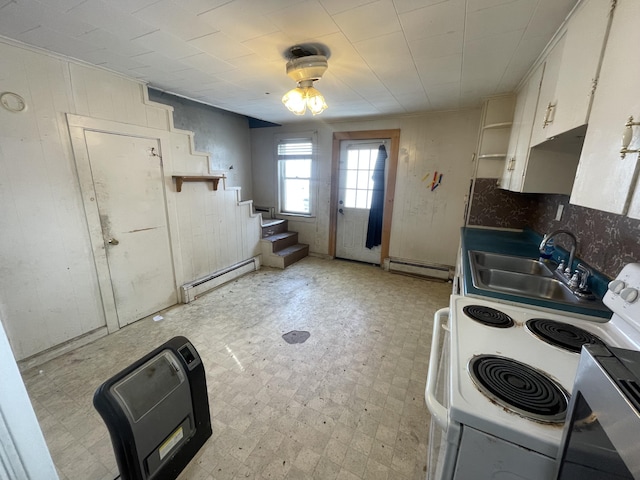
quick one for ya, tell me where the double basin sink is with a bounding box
[468,251,608,312]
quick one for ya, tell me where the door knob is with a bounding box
[108,238,119,245]
[338,208,344,214]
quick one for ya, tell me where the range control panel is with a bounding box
[605,263,640,321]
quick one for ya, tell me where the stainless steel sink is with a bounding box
[468,250,609,312]
[469,251,554,277]
[476,269,576,302]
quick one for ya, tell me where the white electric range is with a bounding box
[425,264,640,480]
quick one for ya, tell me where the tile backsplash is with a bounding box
[468,178,640,279]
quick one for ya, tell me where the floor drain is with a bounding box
[282,330,310,344]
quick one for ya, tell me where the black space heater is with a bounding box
[94,336,212,480]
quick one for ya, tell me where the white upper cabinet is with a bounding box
[501,0,616,195]
[530,34,566,148]
[500,63,544,192]
[571,0,639,216]
[500,56,585,195]
[546,0,614,139]
[501,83,528,191]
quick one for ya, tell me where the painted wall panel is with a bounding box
[0,45,104,360]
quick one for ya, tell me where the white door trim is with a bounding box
[67,114,184,333]
[330,129,400,263]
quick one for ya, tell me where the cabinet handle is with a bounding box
[542,102,556,129]
[621,116,640,159]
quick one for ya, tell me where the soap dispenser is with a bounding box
[539,235,555,263]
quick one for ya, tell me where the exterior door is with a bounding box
[85,131,177,327]
[336,140,386,264]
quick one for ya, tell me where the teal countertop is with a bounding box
[460,227,612,319]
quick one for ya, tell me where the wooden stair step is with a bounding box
[263,231,297,242]
[261,219,288,238]
[276,244,309,267]
[262,231,297,252]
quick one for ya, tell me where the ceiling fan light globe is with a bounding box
[306,88,327,115]
[282,87,307,115]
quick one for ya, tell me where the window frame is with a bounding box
[276,133,317,217]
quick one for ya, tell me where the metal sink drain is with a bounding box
[282,330,310,344]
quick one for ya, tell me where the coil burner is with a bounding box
[468,355,568,423]
[526,319,606,353]
[463,305,514,328]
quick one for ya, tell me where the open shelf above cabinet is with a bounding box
[172,175,224,192]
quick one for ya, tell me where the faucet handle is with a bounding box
[576,264,592,291]
[569,272,580,289]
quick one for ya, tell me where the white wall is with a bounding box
[0,39,260,361]
[250,109,481,266]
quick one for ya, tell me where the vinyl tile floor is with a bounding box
[21,257,451,480]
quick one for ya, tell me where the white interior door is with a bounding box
[85,131,177,327]
[336,140,386,264]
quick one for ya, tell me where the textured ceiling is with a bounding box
[0,0,579,124]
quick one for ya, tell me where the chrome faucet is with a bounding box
[539,230,577,276]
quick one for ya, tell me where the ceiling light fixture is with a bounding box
[282,53,328,116]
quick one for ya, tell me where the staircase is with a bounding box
[260,219,309,268]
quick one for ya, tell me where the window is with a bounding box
[343,145,379,209]
[277,136,314,215]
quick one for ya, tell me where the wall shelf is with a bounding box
[172,175,224,192]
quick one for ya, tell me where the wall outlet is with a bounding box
[555,204,565,221]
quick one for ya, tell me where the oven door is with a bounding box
[426,308,460,480]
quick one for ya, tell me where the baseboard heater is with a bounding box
[180,257,259,303]
[388,258,452,281]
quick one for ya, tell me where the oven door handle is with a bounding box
[426,307,449,430]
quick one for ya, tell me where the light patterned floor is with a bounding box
[21,257,451,480]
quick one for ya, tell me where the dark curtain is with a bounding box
[366,145,387,249]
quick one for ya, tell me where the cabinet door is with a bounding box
[570,0,640,215]
[509,62,545,192]
[530,34,566,147]
[547,0,613,138]
[501,87,527,190]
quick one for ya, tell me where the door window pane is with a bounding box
[343,147,379,209]
[346,170,358,189]
[357,171,370,190]
[355,191,368,209]
[345,189,356,207]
